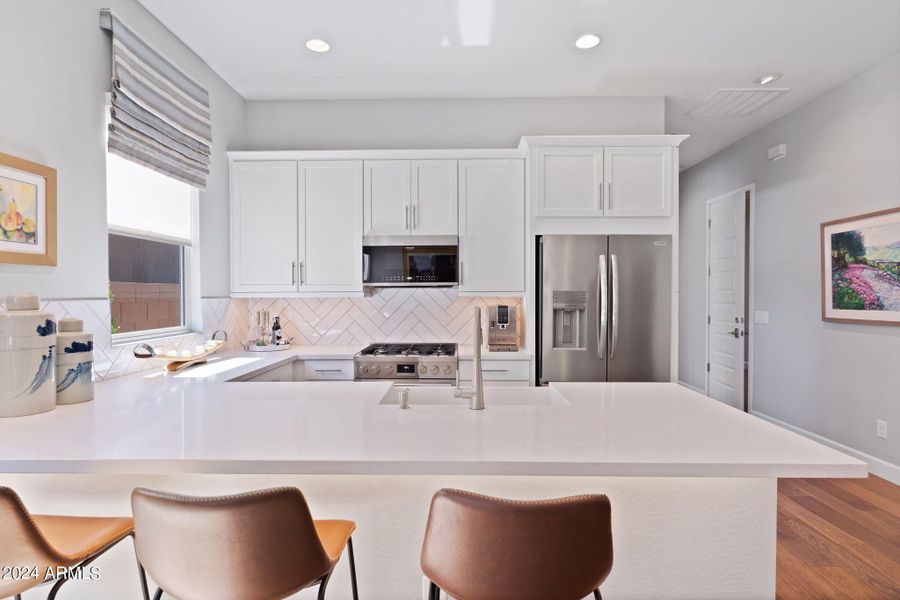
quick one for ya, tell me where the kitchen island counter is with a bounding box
[0,352,864,478]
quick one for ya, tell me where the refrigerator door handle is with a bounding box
[598,254,607,359]
[611,254,619,359]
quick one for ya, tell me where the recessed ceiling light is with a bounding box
[305,39,331,53]
[755,73,782,85]
[575,34,602,50]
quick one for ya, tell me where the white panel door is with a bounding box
[707,189,746,409]
[458,159,525,293]
[364,160,410,236]
[230,161,298,293]
[604,147,673,217]
[535,148,604,217]
[411,160,457,235]
[299,161,363,293]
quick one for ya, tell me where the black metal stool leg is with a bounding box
[152,588,164,600]
[347,536,359,600]
[317,572,333,600]
[594,590,602,600]
[428,581,441,600]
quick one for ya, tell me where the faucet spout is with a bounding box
[453,306,485,409]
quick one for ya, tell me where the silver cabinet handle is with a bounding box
[405,205,409,229]
[314,369,344,373]
[607,182,612,211]
[298,261,304,285]
[291,261,296,286]
[598,254,607,358]
[411,204,417,229]
[611,254,619,359]
[598,183,603,212]
[482,369,509,373]
[459,261,464,285]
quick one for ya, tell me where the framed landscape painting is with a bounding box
[822,206,900,325]
[0,152,57,266]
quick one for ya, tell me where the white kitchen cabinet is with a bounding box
[230,161,299,294]
[603,146,673,217]
[364,160,411,237]
[411,160,458,235]
[243,362,294,382]
[458,159,525,293]
[458,358,531,383]
[299,161,363,293]
[533,145,674,218]
[535,148,604,217]
[365,159,458,237]
[299,359,355,380]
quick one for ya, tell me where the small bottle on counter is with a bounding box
[271,316,283,345]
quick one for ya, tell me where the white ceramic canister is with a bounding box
[55,317,94,405]
[0,294,57,417]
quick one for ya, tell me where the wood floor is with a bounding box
[777,475,900,599]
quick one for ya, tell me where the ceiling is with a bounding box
[138,0,900,167]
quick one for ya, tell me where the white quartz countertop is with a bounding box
[0,352,864,478]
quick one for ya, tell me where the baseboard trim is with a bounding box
[752,410,900,485]
[677,380,707,395]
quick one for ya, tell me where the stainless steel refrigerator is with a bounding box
[537,235,672,383]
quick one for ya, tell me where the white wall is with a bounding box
[244,96,665,150]
[0,0,245,299]
[679,54,900,469]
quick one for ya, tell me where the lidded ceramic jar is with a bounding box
[0,294,57,417]
[56,317,94,405]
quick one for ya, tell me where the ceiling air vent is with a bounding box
[687,88,789,117]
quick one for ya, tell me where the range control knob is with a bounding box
[359,365,369,376]
[418,365,427,375]
[443,365,453,375]
[372,365,381,376]
[385,365,395,375]
[431,365,440,374]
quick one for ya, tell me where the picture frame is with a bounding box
[821,206,900,325]
[0,152,57,266]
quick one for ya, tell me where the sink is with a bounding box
[379,385,571,407]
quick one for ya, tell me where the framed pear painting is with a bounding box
[0,152,57,266]
[822,206,900,325]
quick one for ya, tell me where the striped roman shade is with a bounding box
[100,9,211,189]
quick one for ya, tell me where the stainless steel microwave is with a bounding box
[363,244,458,287]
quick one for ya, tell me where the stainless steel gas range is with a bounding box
[354,343,457,384]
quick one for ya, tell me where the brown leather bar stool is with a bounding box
[0,486,134,600]
[420,489,613,600]
[131,487,359,600]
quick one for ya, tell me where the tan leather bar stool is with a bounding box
[0,486,134,600]
[131,487,359,600]
[420,489,613,600]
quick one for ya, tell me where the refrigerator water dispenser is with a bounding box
[552,291,587,349]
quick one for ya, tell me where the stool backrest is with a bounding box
[0,487,59,597]
[132,487,332,600]
[420,488,613,600]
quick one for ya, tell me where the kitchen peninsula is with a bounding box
[0,350,865,600]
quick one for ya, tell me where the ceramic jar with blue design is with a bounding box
[56,317,93,405]
[0,294,56,418]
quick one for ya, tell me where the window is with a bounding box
[106,153,197,340]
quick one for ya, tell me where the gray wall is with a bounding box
[0,0,245,299]
[679,54,900,468]
[244,96,665,150]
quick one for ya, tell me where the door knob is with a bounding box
[731,328,741,338]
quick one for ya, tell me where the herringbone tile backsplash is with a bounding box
[248,288,523,346]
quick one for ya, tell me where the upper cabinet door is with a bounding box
[364,160,411,236]
[535,148,604,217]
[230,161,298,294]
[411,160,458,236]
[299,161,363,293]
[603,147,673,217]
[458,159,525,293]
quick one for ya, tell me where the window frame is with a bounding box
[108,183,200,346]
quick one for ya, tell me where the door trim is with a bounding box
[704,184,755,412]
